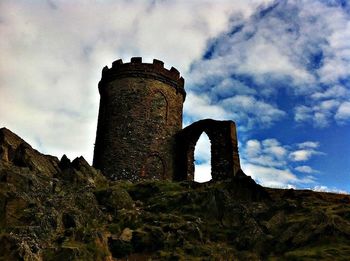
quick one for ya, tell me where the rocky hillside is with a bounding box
[1,127,350,260]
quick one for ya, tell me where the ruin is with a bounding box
[93,57,241,181]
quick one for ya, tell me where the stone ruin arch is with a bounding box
[175,119,241,182]
[93,57,241,182]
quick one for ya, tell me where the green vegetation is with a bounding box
[1,131,350,260]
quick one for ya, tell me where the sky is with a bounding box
[0,0,349,193]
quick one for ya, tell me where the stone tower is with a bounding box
[93,57,186,181]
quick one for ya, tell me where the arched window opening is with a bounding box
[149,91,168,124]
[194,132,212,183]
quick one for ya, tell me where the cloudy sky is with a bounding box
[1,0,349,193]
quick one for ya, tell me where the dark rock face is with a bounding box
[0,127,60,176]
[2,128,350,260]
[0,128,111,260]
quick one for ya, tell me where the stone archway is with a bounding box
[175,119,241,182]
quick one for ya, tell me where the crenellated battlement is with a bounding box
[99,57,185,99]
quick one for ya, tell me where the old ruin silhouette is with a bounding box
[93,57,241,181]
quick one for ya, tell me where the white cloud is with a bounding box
[312,185,348,195]
[194,163,212,183]
[295,165,319,174]
[193,135,323,188]
[194,132,211,163]
[318,18,350,84]
[297,141,320,149]
[294,105,313,123]
[244,138,288,167]
[289,150,311,162]
[318,100,341,111]
[221,95,286,129]
[211,78,257,96]
[335,101,350,122]
[246,139,261,157]
[240,137,324,188]
[189,0,326,93]
[237,37,314,84]
[243,163,315,188]
[2,1,265,162]
[192,132,213,183]
[289,149,324,162]
[262,139,287,159]
[311,85,349,100]
[189,0,350,129]
[183,92,231,123]
[294,99,343,128]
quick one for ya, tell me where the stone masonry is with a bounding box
[93,57,241,181]
[175,119,241,181]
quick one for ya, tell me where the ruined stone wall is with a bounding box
[93,58,185,181]
[175,119,241,181]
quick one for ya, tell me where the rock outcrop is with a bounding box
[1,127,350,260]
[0,127,60,176]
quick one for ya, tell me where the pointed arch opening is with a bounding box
[148,91,168,124]
[194,132,212,183]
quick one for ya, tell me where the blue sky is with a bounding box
[187,0,350,192]
[0,0,349,193]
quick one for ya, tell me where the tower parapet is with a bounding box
[99,57,186,100]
